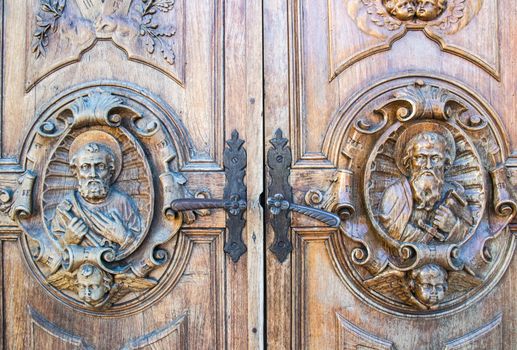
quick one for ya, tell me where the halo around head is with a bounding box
[69,130,123,182]
[394,122,456,177]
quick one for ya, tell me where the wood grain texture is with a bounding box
[265,0,517,348]
[0,0,263,347]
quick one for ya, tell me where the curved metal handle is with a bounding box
[266,194,340,227]
[266,129,341,263]
[170,130,248,263]
[170,196,247,216]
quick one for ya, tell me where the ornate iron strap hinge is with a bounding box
[170,130,247,262]
[266,129,341,263]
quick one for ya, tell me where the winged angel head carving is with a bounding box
[347,0,483,38]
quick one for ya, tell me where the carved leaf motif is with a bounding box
[138,0,177,65]
[153,0,175,12]
[32,0,66,58]
[431,0,483,34]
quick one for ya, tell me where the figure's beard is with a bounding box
[410,170,444,211]
[78,179,109,202]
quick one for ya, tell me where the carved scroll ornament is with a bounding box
[11,86,207,313]
[317,79,516,315]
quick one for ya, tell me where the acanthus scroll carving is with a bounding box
[316,78,516,314]
[12,85,206,313]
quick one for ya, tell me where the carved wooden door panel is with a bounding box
[265,0,517,349]
[0,0,263,349]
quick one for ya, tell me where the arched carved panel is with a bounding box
[26,0,185,90]
[317,76,516,316]
[29,307,94,349]
[444,313,502,350]
[6,83,212,316]
[329,0,499,79]
[120,313,188,349]
[336,313,396,350]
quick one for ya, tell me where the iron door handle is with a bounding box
[169,130,247,262]
[266,129,341,263]
[266,193,340,227]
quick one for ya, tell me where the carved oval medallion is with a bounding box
[325,77,516,316]
[17,83,201,315]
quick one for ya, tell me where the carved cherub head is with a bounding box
[402,132,453,210]
[415,0,447,21]
[409,264,448,307]
[75,263,113,306]
[70,142,116,203]
[383,0,417,21]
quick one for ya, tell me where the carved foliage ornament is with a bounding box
[27,0,179,90]
[315,79,516,314]
[10,86,206,313]
[347,0,483,38]
[33,0,175,62]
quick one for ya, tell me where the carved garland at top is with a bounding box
[5,87,206,313]
[27,0,180,89]
[312,79,516,314]
[347,0,483,37]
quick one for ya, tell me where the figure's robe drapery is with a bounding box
[378,178,470,243]
[51,188,141,251]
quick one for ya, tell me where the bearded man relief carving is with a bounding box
[5,86,206,312]
[51,140,142,255]
[315,79,516,314]
[379,130,473,244]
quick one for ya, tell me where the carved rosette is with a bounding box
[15,83,202,314]
[326,78,516,315]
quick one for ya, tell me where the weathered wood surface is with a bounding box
[264,0,517,349]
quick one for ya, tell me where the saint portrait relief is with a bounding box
[11,88,200,312]
[326,80,517,314]
[51,135,142,257]
[378,127,473,244]
[43,129,156,308]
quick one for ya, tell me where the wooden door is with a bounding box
[265,0,517,349]
[0,0,263,349]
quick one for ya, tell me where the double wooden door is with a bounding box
[0,0,516,349]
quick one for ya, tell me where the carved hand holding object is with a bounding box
[3,85,220,314]
[314,78,516,315]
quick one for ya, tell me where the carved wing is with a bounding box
[347,0,403,39]
[46,270,77,292]
[447,271,483,294]
[431,0,483,34]
[108,274,158,304]
[364,270,427,309]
